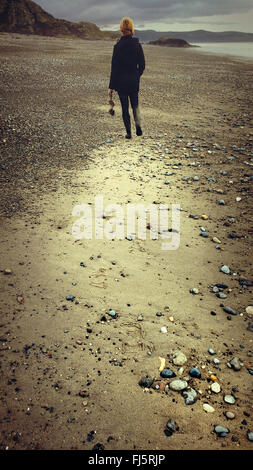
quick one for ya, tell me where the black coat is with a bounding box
[109,35,145,94]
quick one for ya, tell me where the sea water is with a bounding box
[195,42,253,61]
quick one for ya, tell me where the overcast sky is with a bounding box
[36,0,253,33]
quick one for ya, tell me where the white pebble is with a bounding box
[203,403,215,413]
[160,326,167,334]
[211,382,221,393]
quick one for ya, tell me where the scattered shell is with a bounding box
[159,357,166,372]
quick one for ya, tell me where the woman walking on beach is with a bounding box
[108,17,145,139]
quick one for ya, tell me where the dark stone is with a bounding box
[139,376,154,388]
[223,306,237,316]
[165,419,178,436]
[189,367,201,379]
[160,369,176,379]
[238,278,253,287]
[66,295,75,301]
[87,430,95,442]
[92,443,105,451]
[215,283,228,289]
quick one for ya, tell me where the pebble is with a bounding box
[221,265,230,274]
[247,322,253,332]
[225,412,235,420]
[214,425,230,437]
[189,367,201,379]
[223,306,237,316]
[217,292,227,299]
[190,288,199,294]
[229,357,241,371]
[200,232,208,237]
[169,379,188,391]
[247,430,253,442]
[177,367,184,376]
[212,237,221,244]
[160,369,176,379]
[211,382,221,393]
[4,269,12,275]
[108,309,117,318]
[203,403,215,413]
[208,348,215,355]
[160,326,167,334]
[152,381,165,391]
[215,283,228,289]
[66,295,75,301]
[165,419,178,436]
[213,358,220,365]
[246,306,253,315]
[182,387,197,405]
[172,351,187,366]
[224,394,236,404]
[218,199,225,205]
[139,376,154,388]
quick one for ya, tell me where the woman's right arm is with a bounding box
[109,45,118,91]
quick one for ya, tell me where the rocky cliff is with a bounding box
[0,0,118,40]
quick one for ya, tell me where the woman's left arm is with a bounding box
[138,43,145,76]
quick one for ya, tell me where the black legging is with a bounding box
[118,91,139,118]
[118,91,141,133]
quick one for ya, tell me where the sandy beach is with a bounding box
[0,33,253,451]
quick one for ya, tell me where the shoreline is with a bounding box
[190,42,253,64]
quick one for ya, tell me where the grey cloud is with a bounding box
[36,0,253,26]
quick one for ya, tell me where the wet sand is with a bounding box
[0,33,253,451]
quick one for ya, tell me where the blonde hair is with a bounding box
[120,17,134,35]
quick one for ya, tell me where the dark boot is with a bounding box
[133,107,142,136]
[123,114,131,139]
[136,126,142,136]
